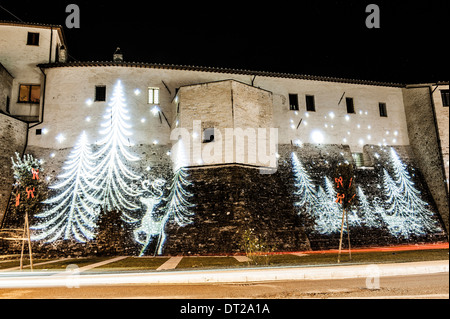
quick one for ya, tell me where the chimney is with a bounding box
[58,45,67,63]
[113,47,123,62]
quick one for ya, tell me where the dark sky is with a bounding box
[0,0,448,84]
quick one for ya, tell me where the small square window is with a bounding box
[95,86,106,102]
[203,128,215,143]
[289,94,299,111]
[148,87,160,104]
[441,90,449,107]
[305,95,316,112]
[379,102,388,117]
[27,32,40,46]
[36,129,42,135]
[346,97,355,114]
[352,152,364,167]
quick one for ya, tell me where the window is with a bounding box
[18,84,40,103]
[352,153,364,167]
[441,90,449,107]
[203,128,214,143]
[289,94,299,111]
[36,129,42,135]
[27,32,40,46]
[346,97,355,114]
[95,86,106,102]
[305,95,316,112]
[148,87,160,104]
[379,102,388,117]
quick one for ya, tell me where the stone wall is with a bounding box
[1,141,446,257]
[402,86,449,233]
[0,114,28,225]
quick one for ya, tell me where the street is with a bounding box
[0,272,447,299]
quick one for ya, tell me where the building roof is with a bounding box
[37,60,407,88]
[0,20,67,47]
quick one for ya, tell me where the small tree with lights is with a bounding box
[7,152,47,270]
[334,163,357,263]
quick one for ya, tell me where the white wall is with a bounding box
[0,24,63,118]
[27,65,410,159]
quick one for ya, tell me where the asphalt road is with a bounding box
[0,272,448,299]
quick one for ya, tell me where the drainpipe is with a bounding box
[29,67,46,129]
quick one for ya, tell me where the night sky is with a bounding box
[0,0,448,84]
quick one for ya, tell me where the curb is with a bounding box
[0,260,448,288]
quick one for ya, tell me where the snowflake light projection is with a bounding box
[31,132,101,242]
[90,79,142,223]
[381,148,442,238]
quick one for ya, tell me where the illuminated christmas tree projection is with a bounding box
[31,132,101,242]
[313,178,342,235]
[291,152,318,214]
[354,186,380,228]
[91,79,141,223]
[382,148,442,238]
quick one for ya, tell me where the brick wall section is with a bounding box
[402,87,449,233]
[0,114,28,225]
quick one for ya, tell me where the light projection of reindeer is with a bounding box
[133,178,167,256]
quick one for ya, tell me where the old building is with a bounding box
[0,21,448,255]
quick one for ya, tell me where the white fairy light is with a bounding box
[345,115,350,121]
[151,105,160,116]
[85,99,93,106]
[141,118,146,123]
[55,133,65,144]
[311,130,324,144]
[42,128,49,135]
[134,89,141,95]
[85,116,91,122]
[328,112,335,119]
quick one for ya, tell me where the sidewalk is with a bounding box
[0,260,447,288]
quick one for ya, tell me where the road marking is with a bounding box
[157,257,183,270]
[234,256,250,262]
[76,256,128,273]
[0,258,72,272]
